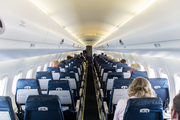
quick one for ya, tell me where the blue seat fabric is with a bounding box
[35,72,52,79]
[46,67,60,73]
[130,71,148,79]
[122,67,131,72]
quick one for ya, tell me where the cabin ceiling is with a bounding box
[34,0,150,46]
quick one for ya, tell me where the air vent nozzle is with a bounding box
[119,39,124,45]
[0,18,5,34]
[60,39,64,45]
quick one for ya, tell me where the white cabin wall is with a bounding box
[0,51,79,109]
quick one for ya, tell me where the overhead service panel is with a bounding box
[0,18,5,34]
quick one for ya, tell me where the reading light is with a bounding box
[30,0,85,46]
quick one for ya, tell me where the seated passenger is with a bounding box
[67,55,73,60]
[113,77,156,120]
[120,59,126,64]
[105,54,107,57]
[60,60,66,65]
[113,58,118,62]
[52,60,59,67]
[130,63,141,74]
[80,53,86,60]
[172,93,180,120]
[107,56,112,60]
[101,53,104,56]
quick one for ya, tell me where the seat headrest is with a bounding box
[0,96,16,120]
[124,97,163,120]
[122,67,131,72]
[107,72,124,79]
[46,67,60,73]
[48,80,71,91]
[103,67,116,72]
[16,79,40,89]
[60,72,76,78]
[25,95,62,111]
[130,71,148,79]
[65,68,78,73]
[36,72,52,79]
[113,79,133,89]
[59,64,65,68]
[117,64,127,69]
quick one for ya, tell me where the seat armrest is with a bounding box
[81,81,84,88]
[76,100,80,112]
[79,88,83,97]
[103,101,109,114]
[100,89,104,98]
[98,82,101,88]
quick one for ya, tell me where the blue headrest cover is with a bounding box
[113,79,133,89]
[130,71,148,79]
[117,64,127,69]
[112,62,120,65]
[122,67,131,72]
[47,80,71,91]
[36,72,52,79]
[103,67,116,72]
[0,96,16,120]
[65,68,79,73]
[16,79,41,94]
[101,64,112,68]
[59,64,65,68]
[46,67,60,73]
[60,72,76,79]
[123,97,163,120]
[25,95,62,111]
[107,72,124,79]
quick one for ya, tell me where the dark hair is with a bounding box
[60,60,66,65]
[173,93,180,120]
[80,56,84,60]
[101,53,104,55]
[120,59,126,64]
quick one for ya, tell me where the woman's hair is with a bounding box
[128,77,156,98]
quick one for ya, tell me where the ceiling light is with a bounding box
[84,33,96,36]
[136,0,156,14]
[30,0,86,46]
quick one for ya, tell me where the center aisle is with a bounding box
[83,57,100,120]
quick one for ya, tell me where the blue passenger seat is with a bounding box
[35,71,52,94]
[46,67,60,80]
[130,71,148,79]
[0,96,17,120]
[123,97,163,120]
[148,78,170,110]
[15,79,41,113]
[24,95,64,120]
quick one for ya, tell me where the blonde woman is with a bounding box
[113,77,156,120]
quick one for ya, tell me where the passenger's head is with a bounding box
[107,56,111,60]
[130,63,141,74]
[67,55,72,60]
[80,53,83,56]
[105,54,107,57]
[120,59,126,64]
[52,60,59,67]
[128,77,156,98]
[172,94,180,120]
[60,60,66,65]
[74,54,77,56]
[101,53,104,56]
[112,58,118,62]
[80,56,85,60]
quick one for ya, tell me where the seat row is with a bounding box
[93,55,170,120]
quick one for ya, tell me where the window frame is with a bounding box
[36,65,42,72]
[148,65,156,78]
[26,67,34,79]
[43,63,48,71]
[0,74,8,96]
[174,73,180,94]
[12,70,23,95]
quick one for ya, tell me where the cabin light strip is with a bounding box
[93,0,156,47]
[30,0,85,46]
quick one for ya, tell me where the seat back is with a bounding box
[59,64,66,72]
[109,79,133,113]
[100,64,112,76]
[46,67,60,80]
[104,72,124,96]
[112,62,120,67]
[148,78,170,110]
[0,96,16,120]
[130,71,148,79]
[15,79,41,113]
[47,80,75,111]
[65,68,80,82]
[116,64,128,72]
[123,97,163,120]
[122,67,131,72]
[60,72,79,95]
[24,95,64,120]
[102,67,116,82]
[70,64,82,75]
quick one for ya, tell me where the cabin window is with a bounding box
[127,59,131,66]
[26,68,33,79]
[148,66,156,78]
[12,71,22,95]
[49,62,53,67]
[139,63,145,71]
[174,74,180,94]
[43,63,48,71]
[36,65,42,72]
[160,69,169,79]
[0,75,8,96]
